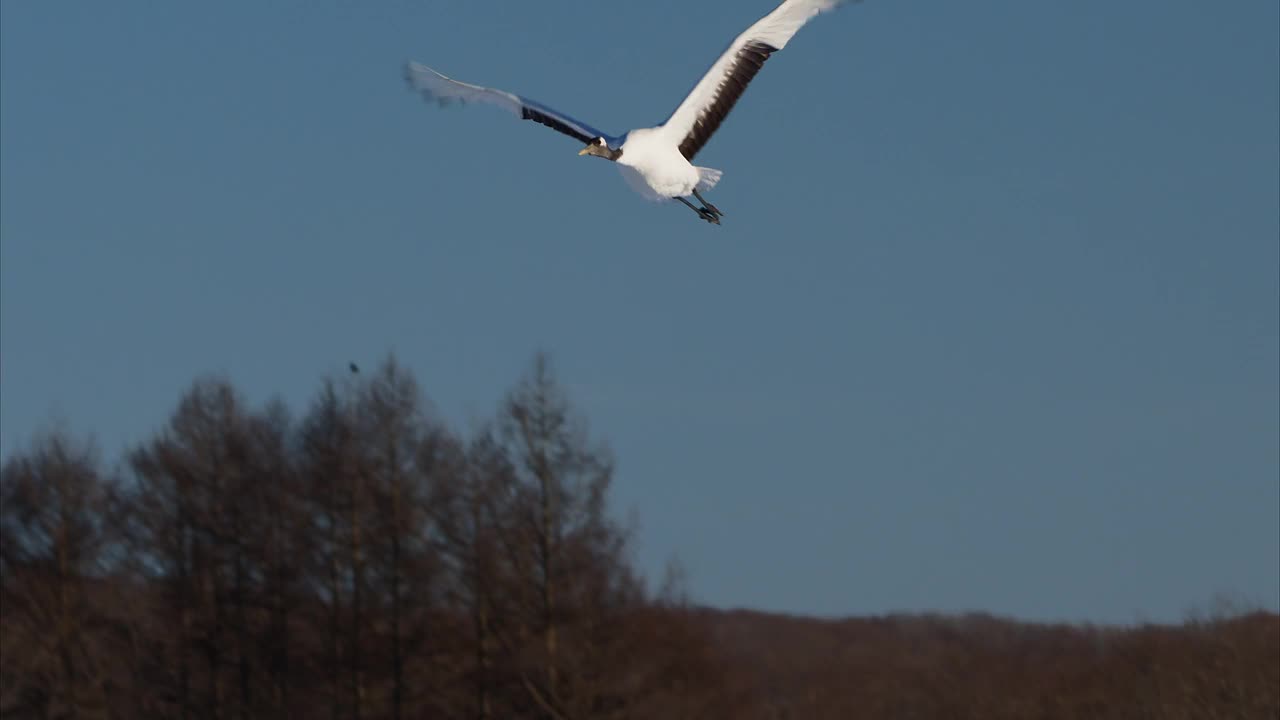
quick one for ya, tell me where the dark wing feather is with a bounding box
[677,42,777,161]
[660,0,850,160]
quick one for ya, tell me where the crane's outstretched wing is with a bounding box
[405,62,616,145]
[660,0,851,161]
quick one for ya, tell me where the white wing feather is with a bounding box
[404,62,615,145]
[660,0,850,159]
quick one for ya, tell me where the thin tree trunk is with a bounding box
[234,540,251,720]
[475,589,492,720]
[207,633,221,720]
[178,506,192,720]
[208,566,223,720]
[327,504,343,720]
[390,483,404,720]
[271,582,289,719]
[276,566,291,718]
[268,509,290,720]
[539,463,558,696]
[56,504,78,714]
[350,470,365,720]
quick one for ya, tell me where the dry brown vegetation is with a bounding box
[2,356,1276,719]
[701,609,1279,719]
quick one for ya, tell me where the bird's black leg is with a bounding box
[676,196,720,225]
[692,189,723,217]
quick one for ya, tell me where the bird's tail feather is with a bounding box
[695,167,723,192]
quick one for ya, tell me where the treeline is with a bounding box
[2,356,1277,719]
[1,356,720,719]
[703,608,1279,719]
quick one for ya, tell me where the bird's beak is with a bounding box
[578,147,590,156]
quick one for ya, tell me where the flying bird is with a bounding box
[405,0,852,225]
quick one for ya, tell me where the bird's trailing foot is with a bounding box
[692,189,723,218]
[677,195,721,225]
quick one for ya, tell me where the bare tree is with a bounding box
[0,432,116,719]
[298,379,360,720]
[243,400,303,718]
[126,378,293,720]
[353,357,448,719]
[488,354,644,719]
[430,427,516,719]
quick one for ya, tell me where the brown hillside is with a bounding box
[693,608,1280,719]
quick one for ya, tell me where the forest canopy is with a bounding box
[2,355,1276,719]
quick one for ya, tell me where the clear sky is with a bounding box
[2,0,1277,624]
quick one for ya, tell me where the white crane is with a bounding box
[405,0,853,225]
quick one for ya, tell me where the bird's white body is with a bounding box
[405,0,850,220]
[615,128,702,201]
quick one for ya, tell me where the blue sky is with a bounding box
[2,0,1277,623]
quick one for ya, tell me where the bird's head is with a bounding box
[578,137,620,161]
